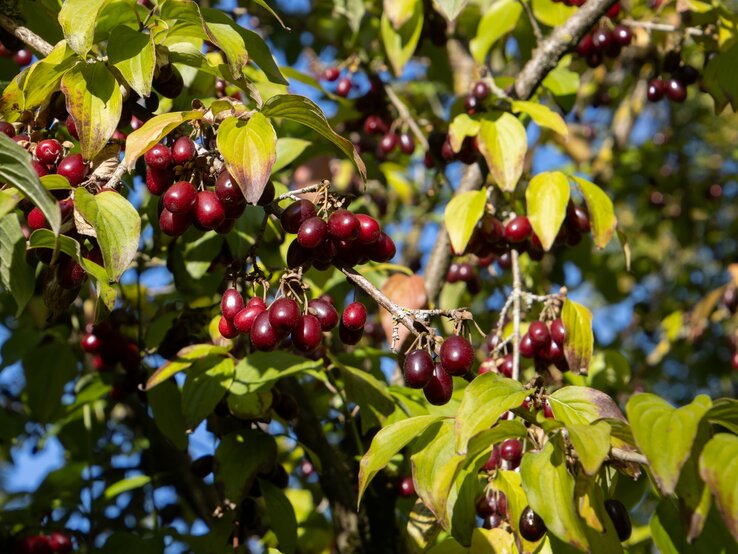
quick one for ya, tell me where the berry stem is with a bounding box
[517,0,543,43]
[620,18,705,37]
[384,85,429,151]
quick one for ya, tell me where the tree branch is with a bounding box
[511,250,522,379]
[0,14,53,56]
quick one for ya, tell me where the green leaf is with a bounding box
[531,0,576,27]
[23,342,78,424]
[260,478,298,554]
[41,174,72,191]
[444,190,487,255]
[707,398,738,434]
[182,356,235,429]
[339,362,395,434]
[231,351,321,394]
[216,430,277,502]
[273,137,311,173]
[569,176,617,249]
[103,475,151,500]
[145,344,233,390]
[448,114,480,153]
[262,94,366,180]
[58,0,111,56]
[566,421,610,475]
[432,0,470,21]
[107,26,156,98]
[74,189,141,282]
[61,61,123,160]
[0,189,21,219]
[699,434,738,543]
[650,497,738,554]
[561,299,593,375]
[626,393,712,495]
[469,0,522,64]
[217,113,277,204]
[549,386,627,427]
[252,0,290,30]
[703,41,738,113]
[358,415,445,505]
[227,390,273,420]
[470,527,516,553]
[453,372,529,454]
[525,171,570,251]
[477,112,527,193]
[520,441,588,550]
[123,111,203,171]
[0,214,35,316]
[380,4,424,76]
[511,100,568,137]
[147,380,188,451]
[0,133,61,233]
[542,59,579,112]
[384,0,419,28]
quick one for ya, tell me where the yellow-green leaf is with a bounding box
[448,114,480,153]
[531,0,576,27]
[384,0,418,28]
[123,111,203,171]
[477,112,527,193]
[699,433,738,542]
[145,344,232,390]
[561,299,593,375]
[444,190,487,255]
[58,0,111,56]
[525,171,570,251]
[511,100,568,137]
[567,421,611,475]
[380,5,424,76]
[107,26,156,98]
[470,0,523,64]
[570,175,617,249]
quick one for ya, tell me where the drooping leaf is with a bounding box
[216,113,277,204]
[182,356,235,429]
[260,478,298,554]
[380,3,424,76]
[74,188,141,281]
[511,100,568,137]
[542,59,579,112]
[470,0,522,64]
[703,40,738,113]
[561,299,594,375]
[525,171,570,251]
[339,362,395,433]
[384,0,418,28]
[566,421,611,476]
[444,190,487,255]
[252,0,290,29]
[626,393,712,495]
[707,398,738,435]
[699,434,738,542]
[262,94,366,180]
[215,430,277,502]
[58,0,111,56]
[0,214,35,316]
[230,351,321,394]
[107,26,156,98]
[61,61,123,160]
[569,176,617,249]
[123,111,203,171]
[549,386,627,427]
[477,112,527,193]
[145,344,232,390]
[23,342,78,424]
[0,134,60,233]
[454,372,529,454]
[147,380,188,451]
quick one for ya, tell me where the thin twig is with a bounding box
[620,18,705,36]
[517,0,543,43]
[511,250,522,380]
[0,14,53,56]
[610,447,648,466]
[385,85,430,151]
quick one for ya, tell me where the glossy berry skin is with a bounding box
[675,64,699,86]
[292,314,322,352]
[379,133,398,154]
[144,143,172,170]
[577,34,595,57]
[163,181,197,214]
[482,445,501,471]
[268,297,300,335]
[569,204,591,233]
[592,28,612,51]
[447,263,461,283]
[251,311,279,351]
[342,301,367,330]
[308,299,338,331]
[159,208,191,236]
[363,115,386,135]
[335,77,352,97]
[81,333,101,354]
[613,25,632,46]
[65,115,79,139]
[498,355,513,378]
[543,401,554,419]
[257,181,276,206]
[13,49,32,66]
[27,207,48,230]
[483,513,503,530]
[146,168,173,196]
[218,315,239,339]
[399,133,415,155]
[172,136,196,164]
[47,532,73,553]
[298,216,328,248]
[221,288,244,320]
[281,200,317,234]
[0,121,15,137]
[36,139,63,165]
[550,319,566,345]
[322,67,340,81]
[423,362,453,405]
[519,506,547,542]
[500,438,523,468]
[397,476,415,497]
[194,191,226,230]
[215,171,245,206]
[355,214,381,244]
[732,352,738,371]
[439,335,474,376]
[403,349,435,388]
[338,321,363,345]
[287,240,312,269]
[328,209,359,240]
[504,216,532,243]
[367,232,396,262]
[472,80,490,100]
[520,333,536,358]
[57,154,87,186]
[604,499,632,541]
[647,79,666,102]
[666,78,687,103]
[528,321,551,348]
[234,304,265,334]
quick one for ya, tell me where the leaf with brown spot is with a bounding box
[379,273,426,347]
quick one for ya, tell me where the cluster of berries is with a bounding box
[218,288,370,352]
[0,29,32,67]
[402,335,475,405]
[577,24,633,68]
[475,489,509,530]
[361,114,416,159]
[281,199,396,270]
[320,66,353,97]
[12,532,73,554]
[646,51,700,104]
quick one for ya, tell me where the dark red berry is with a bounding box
[398,133,415,155]
[665,78,687,103]
[32,159,49,177]
[328,209,359,240]
[606,2,621,17]
[520,333,536,358]
[0,121,15,137]
[13,48,31,66]
[519,506,546,542]
[287,239,312,268]
[58,257,86,289]
[568,203,591,233]
[221,288,244,320]
[663,50,681,74]
[423,362,453,405]
[81,333,101,353]
[592,28,612,51]
[379,133,398,154]
[528,321,551,348]
[439,335,474,375]
[604,499,632,541]
[675,64,699,86]
[66,115,79,139]
[577,34,595,57]
[47,532,73,553]
[258,181,276,206]
[159,208,191,236]
[447,263,461,283]
[498,354,513,378]
[194,190,226,230]
[543,401,554,419]
[269,297,301,334]
[219,315,239,339]
[483,513,503,529]
[586,51,603,68]
[541,339,564,363]
[472,81,490,100]
[550,319,566,346]
[647,78,666,102]
[338,320,363,345]
[308,299,339,331]
[500,438,522,467]
[482,445,501,471]
[297,216,328,248]
[144,143,172,170]
[403,349,434,388]
[504,216,532,243]
[215,171,245,206]
[342,301,367,330]
[36,139,63,165]
[163,181,197,214]
[146,168,173,195]
[367,232,396,262]
[464,94,480,114]
[613,25,632,46]
[281,199,317,234]
[292,314,322,352]
[336,77,352,97]
[397,475,415,497]
[172,136,196,164]
[355,214,381,244]
[363,115,386,135]
[57,154,87,187]
[27,207,48,230]
[322,67,340,81]
[233,305,264,334]
[481,215,504,244]
[251,310,279,351]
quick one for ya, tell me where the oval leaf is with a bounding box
[145,344,232,390]
[699,433,738,542]
[477,112,527,193]
[561,298,593,375]
[217,113,277,204]
[61,61,123,160]
[445,190,486,256]
[549,386,627,426]
[470,0,522,64]
[566,421,611,476]
[626,393,712,495]
[448,114,481,153]
[58,0,111,56]
[525,171,570,251]
[512,100,568,137]
[380,5,424,76]
[570,175,617,249]
[107,26,156,98]
[0,214,34,316]
[260,479,298,554]
[123,111,203,171]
